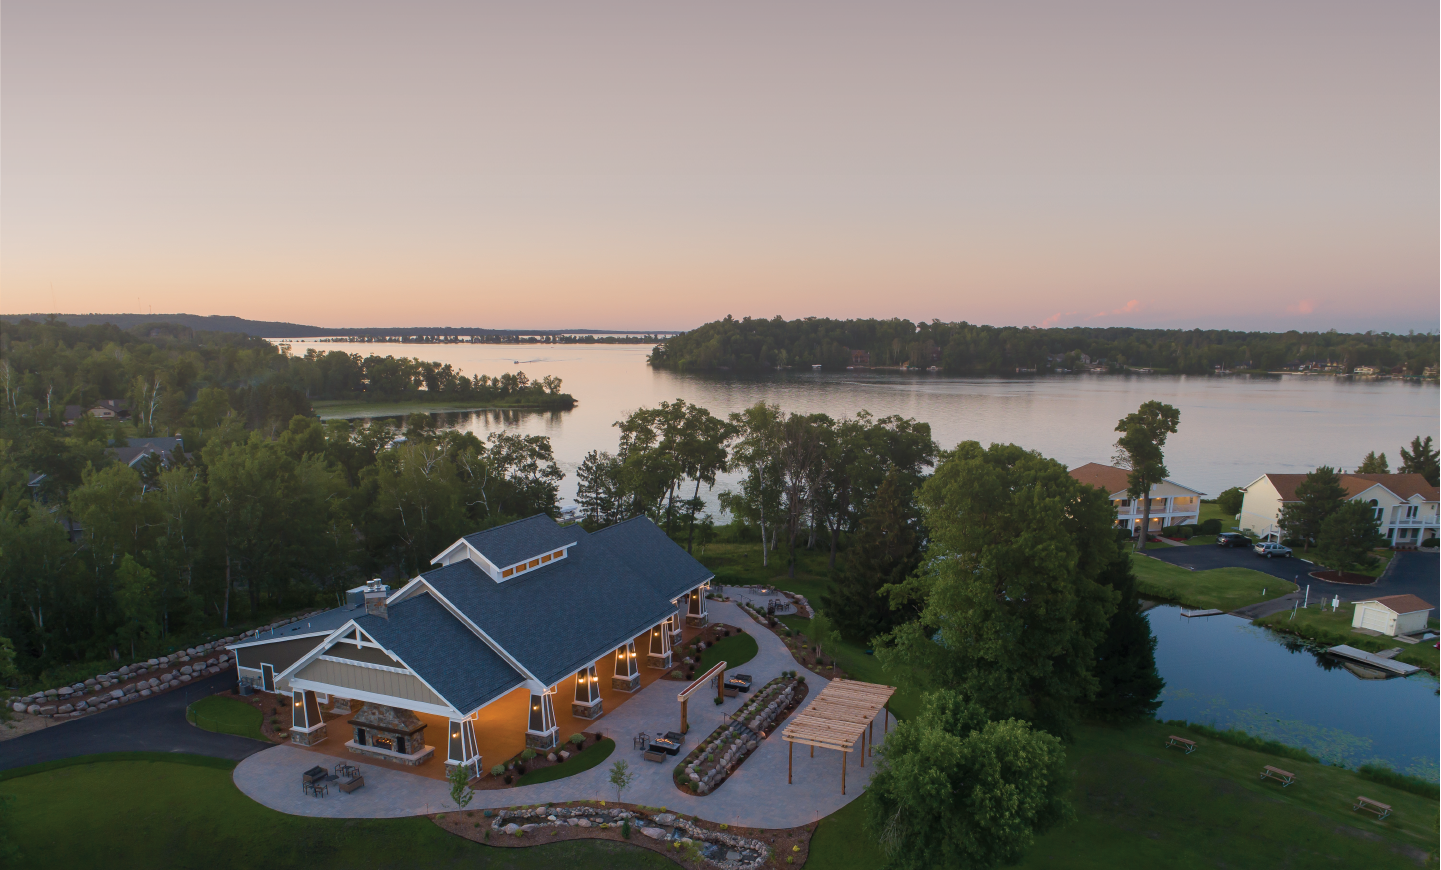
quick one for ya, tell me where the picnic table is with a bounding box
[1165,735,1197,754]
[1259,765,1295,787]
[1353,796,1392,820]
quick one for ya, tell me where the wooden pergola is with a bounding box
[676,660,726,733]
[781,679,895,794]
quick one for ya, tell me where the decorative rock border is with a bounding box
[673,675,807,796]
[8,644,234,720]
[484,804,773,869]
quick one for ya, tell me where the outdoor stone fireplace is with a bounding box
[345,703,434,766]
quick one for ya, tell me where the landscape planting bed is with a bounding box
[673,675,808,796]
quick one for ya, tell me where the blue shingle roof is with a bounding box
[241,603,365,644]
[425,516,713,688]
[354,593,525,714]
[462,515,583,569]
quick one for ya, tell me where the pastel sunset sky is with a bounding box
[3,2,1436,332]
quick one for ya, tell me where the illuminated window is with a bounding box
[541,554,551,563]
[502,568,514,577]
[529,559,540,568]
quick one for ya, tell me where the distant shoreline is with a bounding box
[311,396,576,419]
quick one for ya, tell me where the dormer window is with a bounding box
[496,548,568,582]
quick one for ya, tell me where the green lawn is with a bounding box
[1130,554,1295,611]
[1183,534,1218,546]
[516,739,615,786]
[806,720,1438,870]
[1199,501,1237,529]
[696,631,758,672]
[698,541,836,607]
[776,614,920,722]
[187,695,267,742]
[0,755,671,870]
[1257,603,1439,673]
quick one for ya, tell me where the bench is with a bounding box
[642,750,667,763]
[1353,796,1391,820]
[1260,765,1295,787]
[339,776,365,794]
[1165,735,1197,754]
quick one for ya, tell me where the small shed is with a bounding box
[1352,595,1433,637]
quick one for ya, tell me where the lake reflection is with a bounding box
[1149,606,1439,779]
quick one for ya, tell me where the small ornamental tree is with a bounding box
[1316,500,1387,575]
[866,689,1071,870]
[448,761,474,809]
[608,759,636,804]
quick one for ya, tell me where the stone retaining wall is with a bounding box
[8,641,235,720]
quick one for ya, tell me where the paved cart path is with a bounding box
[0,672,268,772]
[232,600,889,827]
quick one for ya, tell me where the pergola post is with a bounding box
[716,664,726,704]
[869,720,874,756]
[788,740,793,785]
[681,697,689,734]
[860,728,865,767]
[842,749,847,795]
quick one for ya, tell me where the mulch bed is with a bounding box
[1309,570,1377,585]
[431,800,816,868]
[477,731,608,790]
[231,691,292,743]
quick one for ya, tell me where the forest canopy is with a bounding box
[648,315,1440,376]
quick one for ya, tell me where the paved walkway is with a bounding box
[0,672,268,772]
[233,600,888,827]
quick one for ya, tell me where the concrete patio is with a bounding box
[233,599,889,827]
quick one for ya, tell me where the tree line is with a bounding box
[648,315,1440,376]
[0,316,573,442]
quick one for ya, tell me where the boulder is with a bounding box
[139,689,152,697]
[576,819,591,828]
[147,658,159,667]
[84,678,97,688]
[39,705,56,715]
[11,703,24,714]
[655,813,676,824]
[180,666,193,676]
[26,705,40,715]
[180,674,192,682]
[640,827,666,840]
[502,823,520,835]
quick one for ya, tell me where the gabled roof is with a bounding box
[353,592,525,714]
[423,516,712,687]
[1251,473,1439,503]
[1361,595,1433,615]
[1068,462,1203,497]
[230,603,366,647]
[461,514,583,570]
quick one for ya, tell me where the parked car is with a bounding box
[1215,532,1251,548]
[1253,542,1293,559]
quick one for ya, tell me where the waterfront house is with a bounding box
[1351,595,1433,637]
[1069,463,1204,534]
[227,514,712,777]
[1239,473,1439,547]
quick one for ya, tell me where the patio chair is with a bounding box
[311,782,328,798]
[634,732,649,750]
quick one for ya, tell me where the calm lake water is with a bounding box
[1149,606,1439,778]
[282,341,1439,506]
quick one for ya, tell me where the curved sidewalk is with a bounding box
[233,599,890,827]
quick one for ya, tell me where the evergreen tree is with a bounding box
[1316,500,1387,574]
[1277,466,1347,550]
[1399,435,1439,486]
[1215,486,1244,517]
[822,472,921,644]
[1087,552,1164,722]
[1356,451,1389,473]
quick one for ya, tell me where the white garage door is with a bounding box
[1357,606,1392,633]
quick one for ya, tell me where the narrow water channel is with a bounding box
[1148,605,1439,780]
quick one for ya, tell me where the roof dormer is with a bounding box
[430,515,580,583]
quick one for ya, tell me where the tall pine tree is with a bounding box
[822,471,921,645]
[1087,547,1164,722]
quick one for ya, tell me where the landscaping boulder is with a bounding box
[640,827,666,840]
[11,703,24,714]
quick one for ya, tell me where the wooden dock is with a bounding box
[1325,645,1421,676]
[1181,609,1225,618]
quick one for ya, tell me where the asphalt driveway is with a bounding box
[1149,544,1439,607]
[0,672,269,773]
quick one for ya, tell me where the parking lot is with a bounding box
[1146,543,1439,607]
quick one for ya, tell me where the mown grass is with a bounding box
[1257,602,1439,673]
[0,757,671,870]
[696,631,758,673]
[187,695,268,742]
[516,739,616,786]
[1130,554,1295,611]
[805,720,1439,870]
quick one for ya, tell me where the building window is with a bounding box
[1405,505,1419,519]
[540,554,552,563]
[1118,499,1131,508]
[502,568,514,577]
[528,558,540,569]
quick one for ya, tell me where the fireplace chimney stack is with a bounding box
[363,580,388,620]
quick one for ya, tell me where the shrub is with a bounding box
[1357,764,1440,799]
[503,775,513,784]
[1422,536,1438,549]
[521,748,537,761]
[713,696,723,705]
[621,820,631,839]
[1199,518,1222,535]
[569,733,585,746]
[490,764,505,777]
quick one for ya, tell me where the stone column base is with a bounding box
[571,700,603,719]
[685,614,708,627]
[611,673,641,692]
[647,653,673,670]
[526,730,559,751]
[290,723,328,746]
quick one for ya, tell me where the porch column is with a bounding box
[612,640,641,692]
[289,689,328,746]
[525,689,559,750]
[446,716,481,779]
[572,663,603,719]
[686,585,709,627]
[667,611,683,645]
[646,623,673,670]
